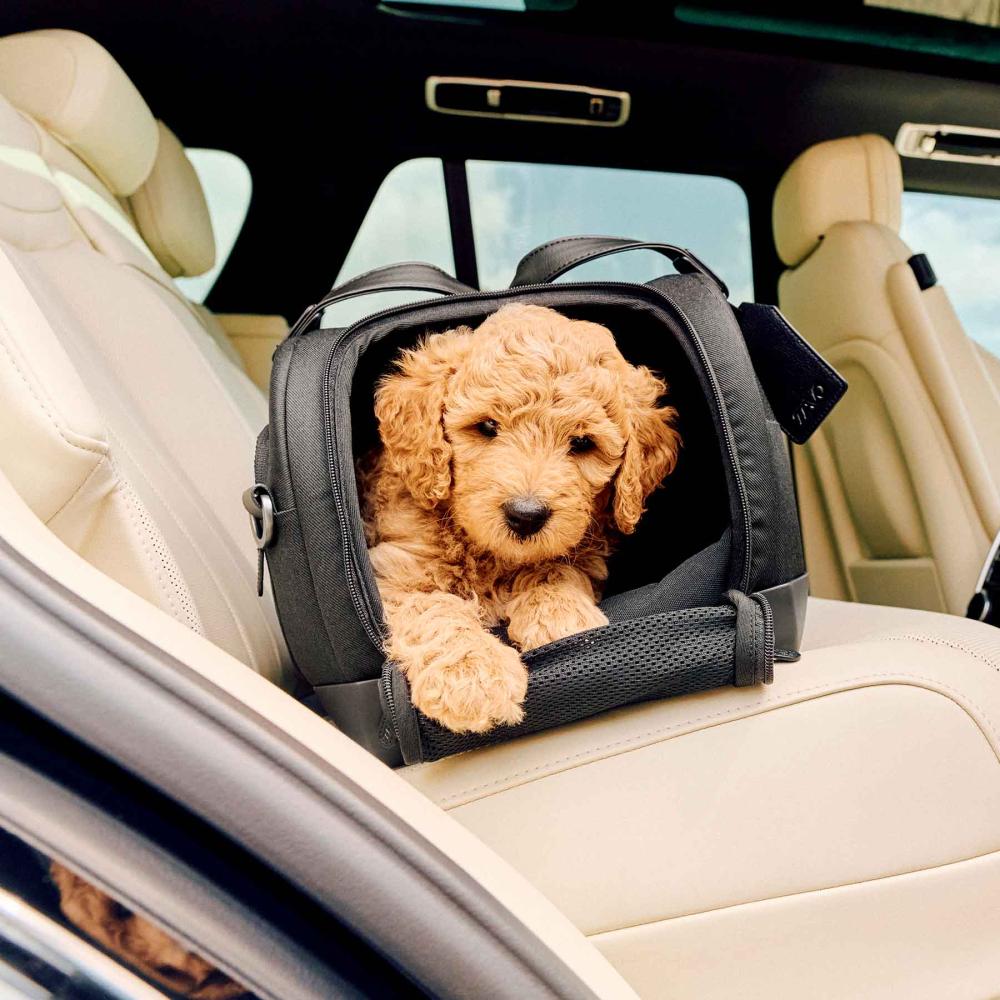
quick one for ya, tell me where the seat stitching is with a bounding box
[435,670,1000,806]
[45,453,110,523]
[106,427,266,671]
[586,844,1000,938]
[0,320,106,457]
[884,632,1000,672]
[0,202,69,216]
[23,236,273,670]
[517,235,593,269]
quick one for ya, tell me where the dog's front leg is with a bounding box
[383,591,528,733]
[507,564,609,652]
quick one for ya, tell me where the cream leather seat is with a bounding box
[0,34,290,685]
[774,134,1000,615]
[403,598,1000,998]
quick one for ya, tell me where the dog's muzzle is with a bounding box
[502,496,552,538]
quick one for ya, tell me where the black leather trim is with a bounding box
[908,253,938,291]
[737,303,848,444]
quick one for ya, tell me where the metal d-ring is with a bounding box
[242,484,275,549]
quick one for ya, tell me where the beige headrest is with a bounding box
[0,29,158,196]
[773,134,903,267]
[128,122,215,278]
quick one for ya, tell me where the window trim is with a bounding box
[443,159,480,287]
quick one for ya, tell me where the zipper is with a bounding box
[650,285,753,592]
[760,593,775,667]
[317,278,755,656]
[756,591,776,682]
[323,343,384,649]
[379,665,399,746]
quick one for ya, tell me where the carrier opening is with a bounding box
[348,298,732,619]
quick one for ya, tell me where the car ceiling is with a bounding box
[1,0,998,314]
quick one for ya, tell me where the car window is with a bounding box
[324,158,455,327]
[466,159,753,298]
[175,148,252,305]
[329,157,752,326]
[901,190,1000,356]
[0,826,250,999]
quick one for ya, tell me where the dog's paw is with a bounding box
[509,600,609,651]
[408,637,527,734]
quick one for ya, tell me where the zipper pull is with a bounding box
[256,549,265,598]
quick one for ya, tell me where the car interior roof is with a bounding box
[1,0,998,317]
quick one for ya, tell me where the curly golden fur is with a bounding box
[50,862,247,999]
[366,304,680,733]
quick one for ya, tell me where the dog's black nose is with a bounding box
[503,496,551,538]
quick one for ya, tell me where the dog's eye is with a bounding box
[475,419,499,438]
[569,435,596,454]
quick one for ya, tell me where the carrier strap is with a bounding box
[727,590,775,687]
[510,235,729,296]
[289,262,476,336]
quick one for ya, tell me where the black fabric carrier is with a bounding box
[251,236,847,766]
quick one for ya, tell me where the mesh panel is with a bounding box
[398,604,738,762]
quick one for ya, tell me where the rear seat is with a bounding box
[0,32,290,685]
[4,27,1000,998]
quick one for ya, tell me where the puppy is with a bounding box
[366,304,680,733]
[50,862,247,999]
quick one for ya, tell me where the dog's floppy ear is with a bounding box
[612,365,681,534]
[375,328,470,509]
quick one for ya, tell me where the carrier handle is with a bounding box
[289,262,476,336]
[510,236,729,297]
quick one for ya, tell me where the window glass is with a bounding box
[325,157,455,327]
[0,826,251,998]
[466,160,753,299]
[901,190,1000,355]
[333,157,752,329]
[175,148,252,305]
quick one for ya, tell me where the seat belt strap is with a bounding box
[967,531,1000,626]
